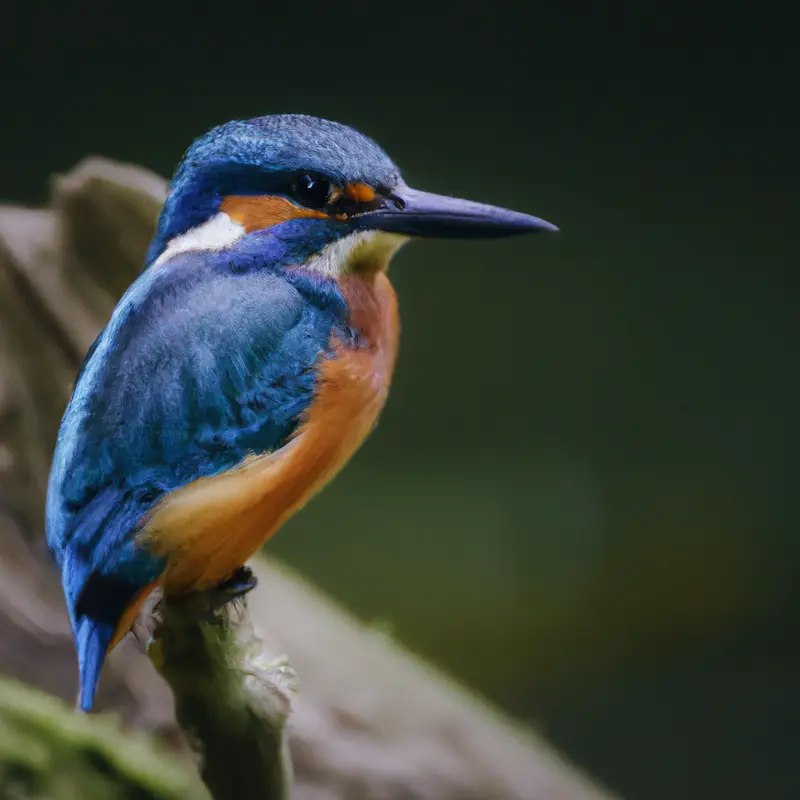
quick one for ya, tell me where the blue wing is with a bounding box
[47,251,346,631]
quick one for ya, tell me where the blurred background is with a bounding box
[2,1,796,798]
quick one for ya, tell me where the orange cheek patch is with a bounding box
[220,195,329,233]
[345,182,376,203]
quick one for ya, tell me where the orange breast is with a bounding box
[140,272,399,596]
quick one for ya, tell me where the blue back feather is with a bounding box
[47,242,350,707]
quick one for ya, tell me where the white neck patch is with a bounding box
[303,230,408,278]
[151,212,245,268]
[151,213,406,276]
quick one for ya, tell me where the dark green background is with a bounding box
[3,2,796,797]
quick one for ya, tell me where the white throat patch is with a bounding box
[303,230,408,278]
[152,213,245,268]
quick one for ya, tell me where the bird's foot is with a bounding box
[205,565,259,613]
[167,565,259,621]
[137,566,258,646]
[141,566,260,661]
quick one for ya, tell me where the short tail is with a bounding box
[66,562,152,712]
[74,617,114,712]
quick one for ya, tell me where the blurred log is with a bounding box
[0,158,618,800]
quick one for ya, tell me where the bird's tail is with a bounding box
[74,616,114,712]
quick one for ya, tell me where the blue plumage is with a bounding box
[48,244,349,709]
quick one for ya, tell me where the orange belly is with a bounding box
[138,272,399,596]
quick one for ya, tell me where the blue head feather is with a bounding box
[147,114,402,264]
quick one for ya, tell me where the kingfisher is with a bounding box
[46,114,556,711]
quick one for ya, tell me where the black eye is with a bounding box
[291,174,332,210]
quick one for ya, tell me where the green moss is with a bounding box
[0,678,206,799]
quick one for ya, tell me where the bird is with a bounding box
[46,113,557,712]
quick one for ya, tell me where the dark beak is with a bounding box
[355,184,558,239]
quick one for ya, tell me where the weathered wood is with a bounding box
[0,158,617,800]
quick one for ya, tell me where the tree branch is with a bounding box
[149,582,296,800]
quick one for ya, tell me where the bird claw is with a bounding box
[204,565,259,613]
[138,566,259,642]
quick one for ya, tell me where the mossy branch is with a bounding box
[0,677,206,798]
[148,586,296,800]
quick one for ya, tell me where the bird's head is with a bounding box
[148,114,556,275]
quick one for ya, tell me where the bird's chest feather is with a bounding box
[144,272,399,593]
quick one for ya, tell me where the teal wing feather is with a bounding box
[45,252,347,709]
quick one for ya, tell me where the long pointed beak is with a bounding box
[355,185,558,239]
